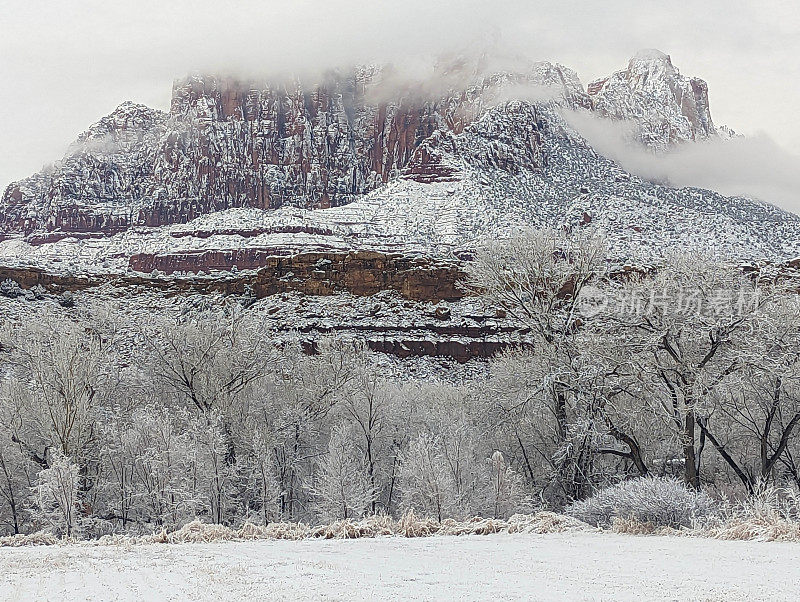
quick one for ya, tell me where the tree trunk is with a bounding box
[604,417,648,476]
[696,416,754,494]
[683,410,700,489]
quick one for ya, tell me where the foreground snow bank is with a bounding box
[2,532,799,601]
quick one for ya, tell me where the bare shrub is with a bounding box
[566,477,718,529]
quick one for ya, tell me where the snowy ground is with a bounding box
[1,532,799,601]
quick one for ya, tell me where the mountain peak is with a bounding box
[627,49,677,78]
[631,48,672,63]
[588,51,714,147]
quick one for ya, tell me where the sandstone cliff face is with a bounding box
[128,249,465,301]
[161,69,441,212]
[0,250,465,302]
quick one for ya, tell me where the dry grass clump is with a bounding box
[397,509,441,537]
[508,511,598,534]
[697,487,800,542]
[91,534,143,546]
[701,518,800,542]
[394,510,598,537]
[146,519,318,543]
[310,514,396,539]
[438,516,505,536]
[610,513,800,541]
[607,486,800,542]
[148,520,238,544]
[0,531,61,547]
[611,517,665,536]
[238,521,311,541]
[0,510,595,547]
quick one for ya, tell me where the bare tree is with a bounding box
[608,255,770,488]
[338,351,394,513]
[0,314,113,484]
[695,293,800,492]
[144,307,274,465]
[465,229,612,500]
[247,337,358,520]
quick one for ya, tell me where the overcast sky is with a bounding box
[1,0,798,208]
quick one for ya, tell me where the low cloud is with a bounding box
[563,110,800,214]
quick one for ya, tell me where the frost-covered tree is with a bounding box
[338,352,396,513]
[5,319,106,459]
[694,293,800,492]
[397,413,524,521]
[465,229,612,500]
[0,313,115,500]
[143,308,272,420]
[0,434,34,534]
[121,405,202,529]
[234,431,281,526]
[310,422,375,522]
[28,451,81,538]
[263,337,359,519]
[95,413,138,529]
[398,434,454,521]
[604,255,772,488]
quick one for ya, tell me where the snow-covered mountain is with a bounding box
[0,62,583,235]
[0,50,797,274]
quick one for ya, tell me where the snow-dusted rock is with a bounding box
[588,49,717,148]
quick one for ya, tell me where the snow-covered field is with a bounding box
[1,532,798,601]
